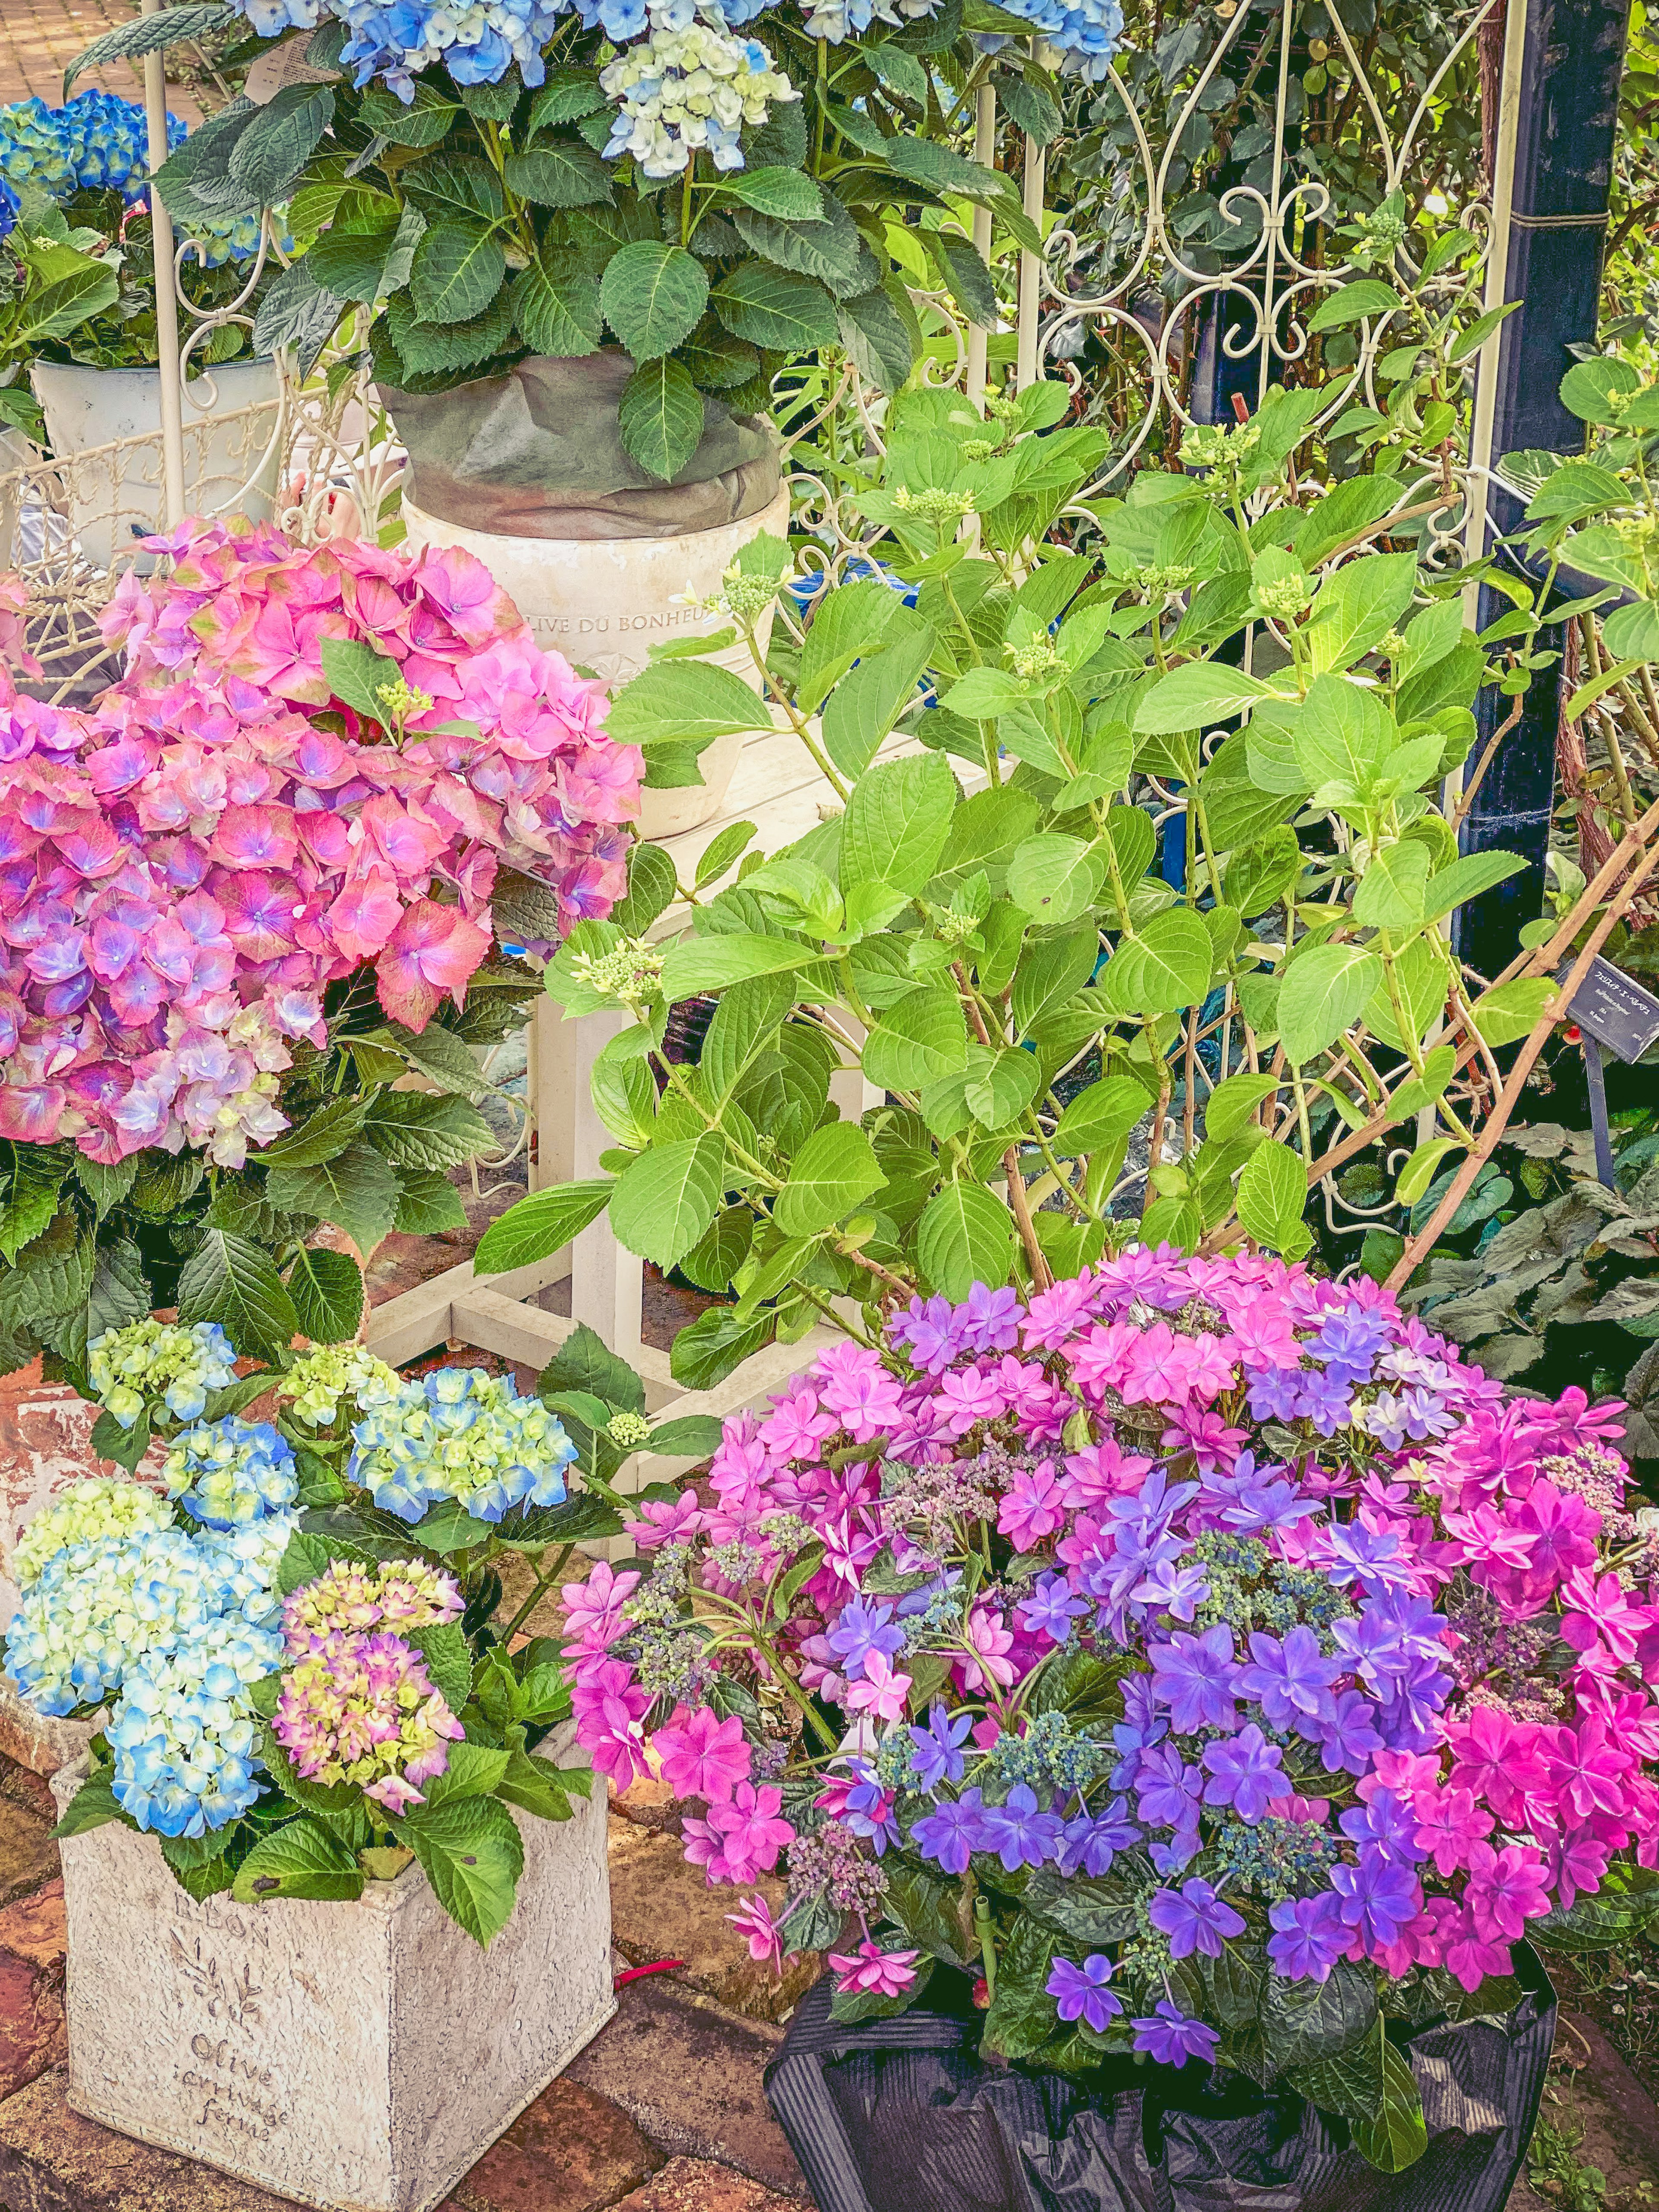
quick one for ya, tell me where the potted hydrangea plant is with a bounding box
[0,522,639,1390]
[564,1251,1659,2208]
[0,91,290,562]
[73,0,1114,804]
[3,1315,706,2212]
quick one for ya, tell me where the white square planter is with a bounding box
[49,1724,616,2212]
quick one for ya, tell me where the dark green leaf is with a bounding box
[227,82,334,205]
[392,1794,524,1946]
[232,1817,363,1905]
[286,1248,365,1348]
[176,1231,297,1362]
[618,357,706,483]
[505,141,613,210]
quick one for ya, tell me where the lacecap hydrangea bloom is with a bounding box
[106,1613,284,1837]
[572,1252,1659,2091]
[272,1628,465,1814]
[600,24,799,178]
[195,1510,303,1630]
[164,1417,299,1531]
[277,1342,401,1430]
[0,524,637,1161]
[88,1319,238,1430]
[12,1478,174,1591]
[283,1557,463,1648]
[0,92,184,206]
[6,1529,228,1715]
[348,1367,576,1523]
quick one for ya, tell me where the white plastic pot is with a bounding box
[31,358,282,572]
[48,1728,614,2212]
[400,484,791,838]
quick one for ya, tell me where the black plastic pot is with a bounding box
[764,1950,1555,2212]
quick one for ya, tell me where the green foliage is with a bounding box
[480,368,1565,1383]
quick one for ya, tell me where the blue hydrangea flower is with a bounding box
[164,1417,299,1531]
[107,1614,283,1837]
[0,92,184,207]
[1131,2001,1220,2066]
[194,1510,302,1629]
[347,1366,575,1524]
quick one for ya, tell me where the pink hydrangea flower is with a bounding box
[651,1705,753,1803]
[827,1941,919,1997]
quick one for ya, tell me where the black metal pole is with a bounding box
[1452,0,1631,979]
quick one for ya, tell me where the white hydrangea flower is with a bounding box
[5,1531,228,1717]
[87,1319,238,1430]
[601,25,799,178]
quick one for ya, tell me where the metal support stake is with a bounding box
[141,0,188,531]
[965,84,996,413]
[1014,89,1045,393]
[1453,0,1632,979]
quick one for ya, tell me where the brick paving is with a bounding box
[0,0,204,122]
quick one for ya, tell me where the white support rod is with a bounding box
[966,84,996,412]
[1015,126,1046,392]
[1462,0,1526,604]
[141,0,188,531]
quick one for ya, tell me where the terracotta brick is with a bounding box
[610,2157,805,2212]
[0,1949,64,2101]
[607,1817,818,2025]
[453,2078,663,2212]
[0,1878,65,1975]
[565,1980,804,2198]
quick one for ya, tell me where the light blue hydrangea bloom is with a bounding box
[164,1418,299,1531]
[973,0,1123,81]
[5,1531,227,1716]
[194,1510,302,1630]
[107,1615,284,1837]
[88,1318,238,1430]
[0,92,185,206]
[12,1479,175,1592]
[348,1366,575,1524]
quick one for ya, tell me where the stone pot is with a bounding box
[30,358,282,573]
[49,1728,614,2212]
[383,352,788,836]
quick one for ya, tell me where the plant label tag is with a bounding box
[1554,956,1659,1064]
[245,33,338,104]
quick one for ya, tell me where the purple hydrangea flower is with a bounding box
[1267,1891,1351,1982]
[826,1598,905,1680]
[908,1703,972,1792]
[1149,1624,1238,1734]
[1237,1626,1341,1732]
[1148,1878,1246,1960]
[1131,2001,1221,2067]
[1147,1824,1203,1877]
[980,1783,1065,1872]
[1135,1740,1203,1831]
[1201,1724,1287,1825]
[1130,1558,1210,1622]
[1056,1797,1141,1877]
[957,1283,1023,1354]
[911,1787,988,1875]
[888,1295,966,1375]
[1017,1574,1089,1645]
[1315,1689,1386,1777]
[1330,1852,1421,1948]
[1340,1786,1427,1867]
[1310,1307,1390,1387]
[1046,1952,1122,2033]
